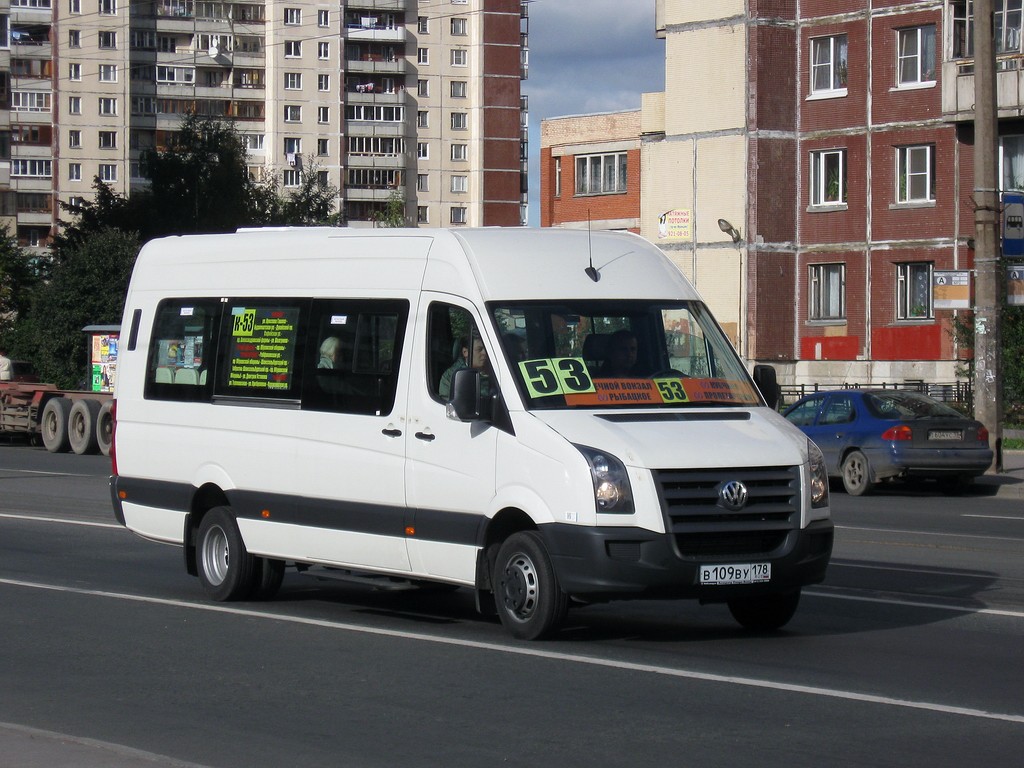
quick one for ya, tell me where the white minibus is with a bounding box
[110,227,832,639]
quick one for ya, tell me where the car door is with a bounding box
[805,393,858,473]
[403,294,498,583]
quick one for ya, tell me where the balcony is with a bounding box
[345,185,406,202]
[348,0,405,11]
[943,50,1024,121]
[345,153,405,170]
[344,23,407,44]
[346,86,406,105]
[346,55,407,76]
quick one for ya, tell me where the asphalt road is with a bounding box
[1,445,1023,767]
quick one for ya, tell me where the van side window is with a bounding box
[302,299,409,416]
[428,303,488,401]
[212,300,306,402]
[145,299,219,401]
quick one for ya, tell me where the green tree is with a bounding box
[950,306,1024,423]
[53,178,147,258]
[372,190,407,227]
[22,228,140,387]
[271,155,341,225]
[0,226,39,332]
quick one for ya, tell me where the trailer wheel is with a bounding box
[40,398,72,453]
[96,400,114,457]
[68,399,102,455]
[197,506,257,601]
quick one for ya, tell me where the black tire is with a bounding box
[68,399,102,455]
[250,558,286,601]
[493,531,569,640]
[728,590,801,631]
[196,507,257,601]
[40,398,72,453]
[96,400,114,457]
[841,450,873,496]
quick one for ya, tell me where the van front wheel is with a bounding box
[493,531,569,640]
[196,507,257,601]
[728,590,801,631]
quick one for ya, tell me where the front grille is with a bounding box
[653,466,800,558]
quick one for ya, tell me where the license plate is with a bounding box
[929,430,962,441]
[699,563,771,585]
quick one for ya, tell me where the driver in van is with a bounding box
[600,329,639,377]
[439,334,488,399]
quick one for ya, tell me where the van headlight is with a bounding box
[808,439,829,509]
[575,445,634,514]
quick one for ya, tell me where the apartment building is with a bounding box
[634,0,1020,386]
[0,0,529,252]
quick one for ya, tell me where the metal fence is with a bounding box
[778,380,973,410]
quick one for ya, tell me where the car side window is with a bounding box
[427,302,489,402]
[820,395,855,425]
[144,298,220,402]
[785,396,825,427]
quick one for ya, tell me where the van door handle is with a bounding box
[414,431,435,442]
[381,428,402,438]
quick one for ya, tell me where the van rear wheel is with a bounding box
[196,507,257,601]
[728,590,801,631]
[493,531,569,640]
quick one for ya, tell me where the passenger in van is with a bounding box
[318,337,341,369]
[600,329,640,377]
[439,334,488,399]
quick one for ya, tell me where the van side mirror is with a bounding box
[752,364,780,410]
[449,368,491,421]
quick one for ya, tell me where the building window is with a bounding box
[284,137,301,154]
[810,34,848,94]
[417,16,428,34]
[243,134,265,151]
[318,106,329,123]
[451,112,467,129]
[451,49,467,66]
[318,41,329,59]
[417,206,428,224]
[99,163,117,182]
[285,72,301,89]
[418,79,429,97]
[417,174,428,192]
[451,175,467,193]
[415,110,428,128]
[809,263,846,321]
[285,40,301,58]
[99,30,117,49]
[283,170,300,187]
[69,130,81,148]
[318,74,330,91]
[318,9,329,27]
[897,263,933,320]
[417,142,429,159]
[284,104,301,122]
[284,7,301,25]
[451,80,467,98]
[99,130,117,149]
[996,0,1023,54]
[451,17,467,36]
[317,138,328,155]
[450,207,467,225]
[554,157,561,197]
[69,63,82,80]
[70,0,80,12]
[451,143,467,161]
[69,162,82,181]
[99,0,116,14]
[69,29,81,47]
[69,96,82,114]
[897,26,936,85]
[575,152,627,195]
[99,97,117,115]
[418,48,429,65]
[99,64,117,82]
[897,145,935,203]
[810,149,847,206]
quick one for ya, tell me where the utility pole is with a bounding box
[973,0,1003,471]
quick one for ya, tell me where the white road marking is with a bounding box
[0,512,121,529]
[1,576,1023,725]
[962,514,1024,521]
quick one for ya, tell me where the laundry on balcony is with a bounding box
[355,83,376,93]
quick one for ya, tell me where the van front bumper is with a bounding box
[539,519,834,601]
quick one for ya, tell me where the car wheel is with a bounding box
[841,450,873,496]
[728,590,801,631]
[493,531,569,640]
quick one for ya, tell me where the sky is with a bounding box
[524,0,665,225]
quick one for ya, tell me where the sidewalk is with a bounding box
[976,448,1024,498]
[0,723,211,768]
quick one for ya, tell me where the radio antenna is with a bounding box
[584,209,600,282]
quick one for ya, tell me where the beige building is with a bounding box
[0,0,528,252]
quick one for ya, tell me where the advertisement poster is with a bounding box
[933,271,971,310]
[90,333,118,393]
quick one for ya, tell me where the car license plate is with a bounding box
[699,563,771,585]
[929,430,963,441]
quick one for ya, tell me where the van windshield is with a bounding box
[491,301,761,410]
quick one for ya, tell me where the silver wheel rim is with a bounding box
[201,524,229,586]
[845,456,864,489]
[501,551,539,622]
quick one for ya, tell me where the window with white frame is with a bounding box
[417,16,428,34]
[451,175,467,193]
[450,207,467,225]
[575,152,627,195]
[554,157,562,197]
[897,262,933,320]
[99,163,117,182]
[99,130,117,149]
[417,110,428,128]
[451,112,467,129]
[69,96,81,114]
[99,64,117,82]
[284,7,300,25]
[318,74,330,91]
[897,25,936,85]
[810,34,848,94]
[318,106,329,123]
[451,80,467,98]
[99,30,117,49]
[285,40,301,57]
[69,163,82,181]
[809,263,846,321]
[284,72,301,89]
[317,138,328,155]
[417,142,429,159]
[283,169,300,187]
[68,130,81,148]
[995,0,1023,54]
[99,97,117,115]
[451,17,467,35]
[318,41,329,59]
[810,149,847,206]
[70,0,81,12]
[243,134,264,151]
[69,63,82,80]
[284,137,301,154]
[418,48,429,65]
[417,206,428,224]
[12,92,51,112]
[897,144,935,203]
[100,0,115,14]
[417,174,428,192]
[451,143,467,161]
[1001,134,1024,189]
[156,66,194,85]
[284,104,301,122]
[318,9,329,27]
[451,48,467,66]
[418,79,429,97]
[69,29,81,47]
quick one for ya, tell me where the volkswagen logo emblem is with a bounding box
[719,480,748,511]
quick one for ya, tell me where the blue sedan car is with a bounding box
[783,389,993,495]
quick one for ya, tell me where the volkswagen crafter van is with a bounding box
[110,227,833,640]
